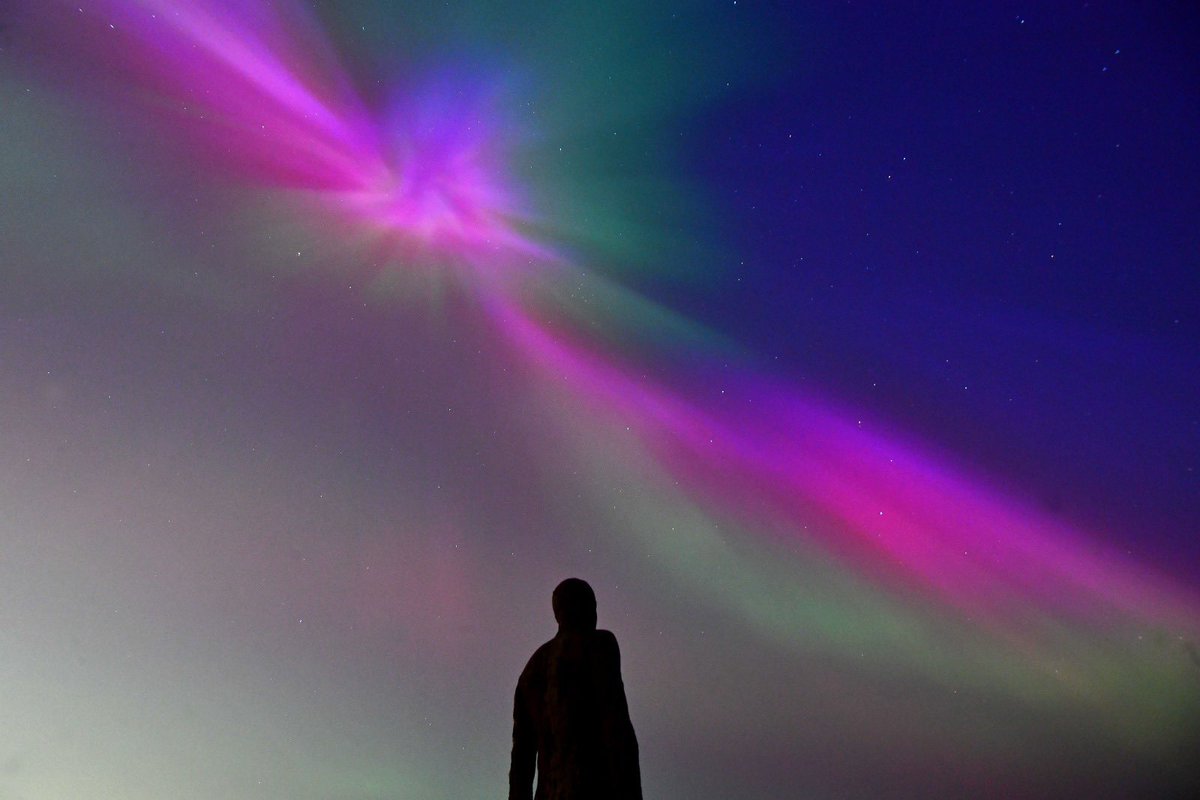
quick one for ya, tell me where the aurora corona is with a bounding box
[18,0,1200,693]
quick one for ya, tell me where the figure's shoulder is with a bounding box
[520,638,557,678]
[594,628,620,651]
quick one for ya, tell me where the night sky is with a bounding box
[2,2,1198,799]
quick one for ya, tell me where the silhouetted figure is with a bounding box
[509,578,642,800]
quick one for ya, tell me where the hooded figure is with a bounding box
[509,578,642,800]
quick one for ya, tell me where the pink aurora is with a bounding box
[21,0,1200,644]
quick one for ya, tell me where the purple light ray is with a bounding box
[23,0,1200,644]
[490,295,1200,637]
[26,0,548,269]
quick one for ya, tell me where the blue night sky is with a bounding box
[678,1,1199,575]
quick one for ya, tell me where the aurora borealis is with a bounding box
[2,2,1198,798]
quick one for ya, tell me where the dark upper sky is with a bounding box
[675,1,1200,574]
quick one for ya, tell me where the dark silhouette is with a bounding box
[509,578,642,800]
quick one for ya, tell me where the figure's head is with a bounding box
[552,578,597,631]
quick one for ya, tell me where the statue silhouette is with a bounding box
[509,578,642,800]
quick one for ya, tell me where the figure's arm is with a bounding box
[600,631,643,800]
[508,679,536,800]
